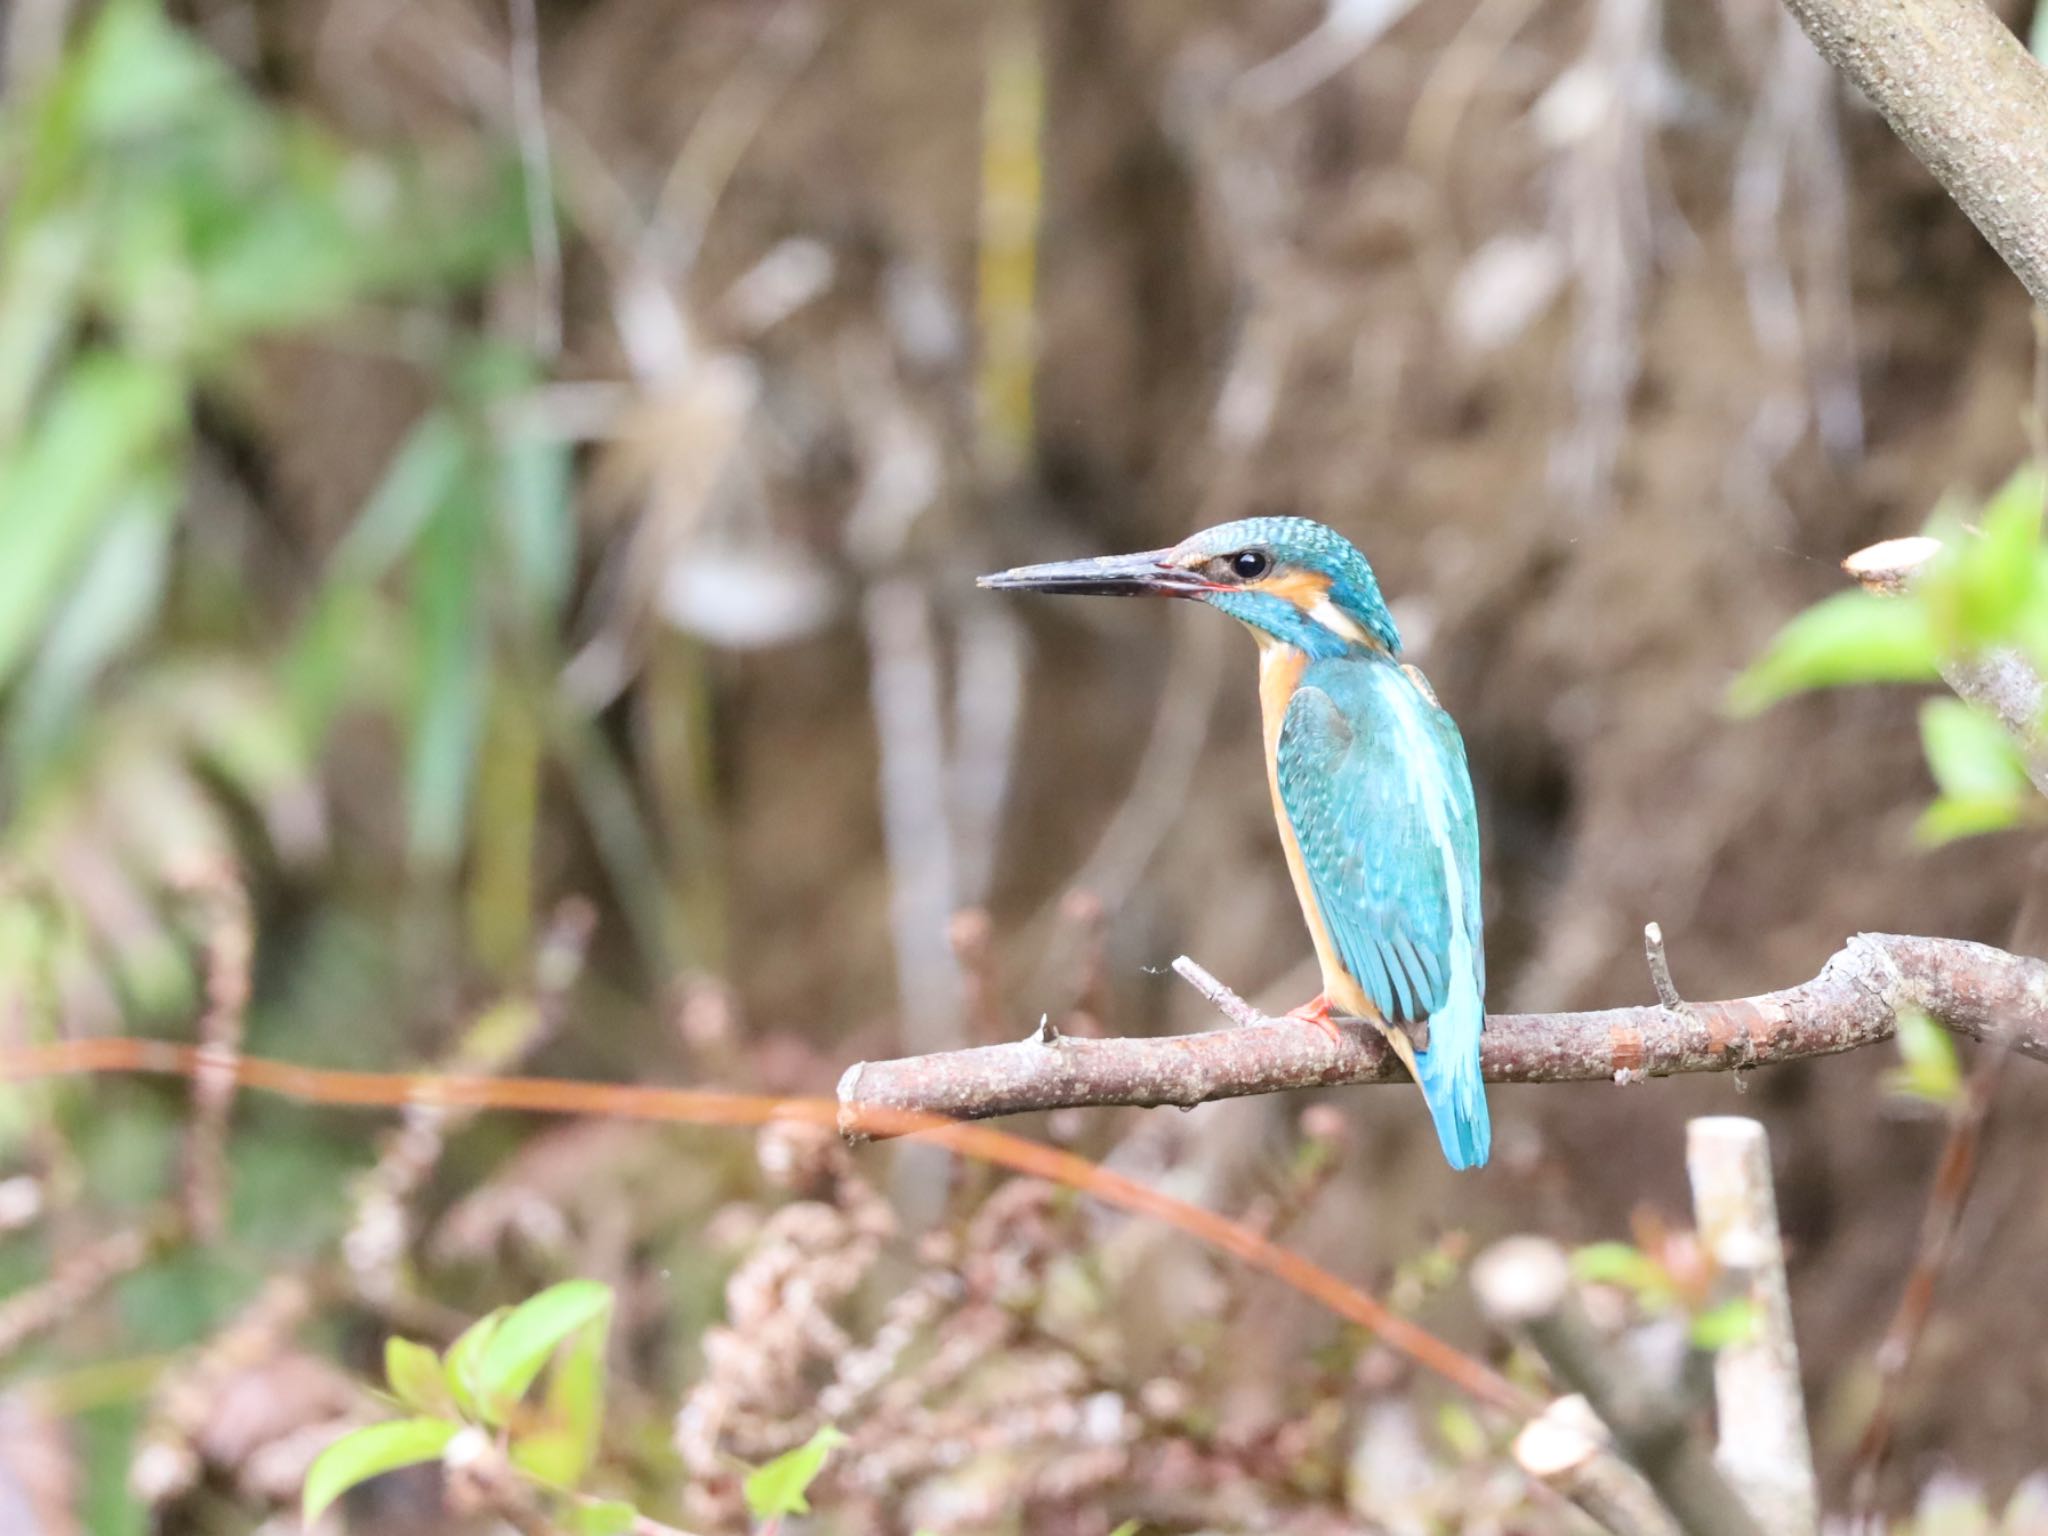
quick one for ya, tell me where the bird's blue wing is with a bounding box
[1275,658,1483,1025]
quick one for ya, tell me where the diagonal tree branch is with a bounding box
[836,933,2048,1133]
[1772,0,2048,312]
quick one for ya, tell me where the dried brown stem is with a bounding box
[0,1216,174,1362]
[837,933,2048,1133]
[1845,1011,2008,1521]
[179,869,252,1245]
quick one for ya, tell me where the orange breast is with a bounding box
[1255,641,1375,1019]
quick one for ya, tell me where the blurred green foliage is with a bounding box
[1732,465,2047,843]
[0,0,591,1488]
[743,1423,849,1521]
[1883,1008,1966,1108]
[0,0,549,1025]
[1571,1239,1759,1352]
[304,1280,618,1526]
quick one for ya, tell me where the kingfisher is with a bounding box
[980,517,1490,1169]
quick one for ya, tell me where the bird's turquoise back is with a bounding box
[1275,654,1490,1168]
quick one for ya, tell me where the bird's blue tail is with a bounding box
[1413,978,1490,1171]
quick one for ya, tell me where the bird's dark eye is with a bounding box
[1230,549,1272,580]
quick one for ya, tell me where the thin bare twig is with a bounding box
[836,932,2048,1131]
[178,867,252,1245]
[0,1217,173,1362]
[1644,921,1690,1014]
[1845,1016,2008,1525]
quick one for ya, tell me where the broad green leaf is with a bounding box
[1916,794,2026,846]
[743,1426,849,1519]
[1885,1009,1963,1106]
[0,352,182,687]
[8,481,175,782]
[511,1427,585,1488]
[568,1501,640,1536]
[73,0,236,143]
[443,1307,508,1423]
[384,1337,448,1415]
[1728,590,1941,716]
[0,214,91,433]
[302,1417,459,1523]
[541,1276,610,1489]
[1109,1523,1143,1536]
[1920,699,2031,801]
[474,1279,612,1419]
[1923,468,2047,648]
[1688,1297,1759,1352]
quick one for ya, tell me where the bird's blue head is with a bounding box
[979,516,1400,660]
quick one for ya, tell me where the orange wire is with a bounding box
[1,1037,1532,1415]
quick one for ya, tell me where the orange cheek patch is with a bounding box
[1255,570,1334,609]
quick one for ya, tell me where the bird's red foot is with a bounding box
[1284,994,1348,1048]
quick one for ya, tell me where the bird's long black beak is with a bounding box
[977,549,1208,598]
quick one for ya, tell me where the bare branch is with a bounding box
[1474,1237,1765,1536]
[1686,1118,1817,1536]
[1774,0,2048,311]
[1515,1395,1682,1536]
[837,933,2048,1133]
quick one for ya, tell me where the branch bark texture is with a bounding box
[837,934,2048,1132]
[1776,0,2048,310]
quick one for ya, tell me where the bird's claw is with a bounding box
[1284,995,1348,1048]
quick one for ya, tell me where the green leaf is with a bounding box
[1109,1523,1144,1536]
[1920,699,2031,801]
[331,413,467,581]
[1570,1242,1665,1295]
[0,214,92,434]
[743,1426,849,1519]
[497,425,575,617]
[568,1501,640,1536]
[73,0,237,143]
[1926,467,2048,648]
[1915,794,2026,846]
[383,1337,449,1415]
[1728,590,1942,716]
[541,1277,610,1488]
[0,352,183,688]
[1885,1009,1964,1106]
[443,1307,508,1423]
[510,1428,585,1488]
[7,479,176,782]
[405,488,489,868]
[302,1417,459,1524]
[474,1279,613,1423]
[1688,1297,1759,1352]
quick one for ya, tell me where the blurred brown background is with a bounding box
[6,0,2048,1526]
